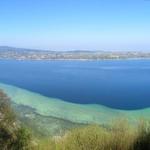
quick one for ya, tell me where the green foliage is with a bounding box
[13,127,32,150]
[0,90,32,150]
[0,90,15,125]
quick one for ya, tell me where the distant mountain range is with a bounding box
[0,46,44,52]
[0,46,150,60]
[0,46,104,53]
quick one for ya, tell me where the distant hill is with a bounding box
[0,46,150,60]
[0,46,43,52]
[0,46,103,53]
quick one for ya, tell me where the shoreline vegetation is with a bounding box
[0,90,150,150]
[1,46,150,61]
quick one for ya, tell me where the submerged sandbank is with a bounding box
[0,82,149,124]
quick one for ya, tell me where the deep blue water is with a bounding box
[0,59,150,110]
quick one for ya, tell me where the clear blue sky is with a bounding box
[0,0,150,51]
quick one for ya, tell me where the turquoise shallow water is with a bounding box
[0,82,150,124]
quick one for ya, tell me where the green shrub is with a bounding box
[0,90,15,125]
[0,90,32,150]
[13,127,31,150]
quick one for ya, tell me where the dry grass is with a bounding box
[32,119,150,150]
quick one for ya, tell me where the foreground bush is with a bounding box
[0,90,31,150]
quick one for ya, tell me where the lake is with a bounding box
[0,59,150,110]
